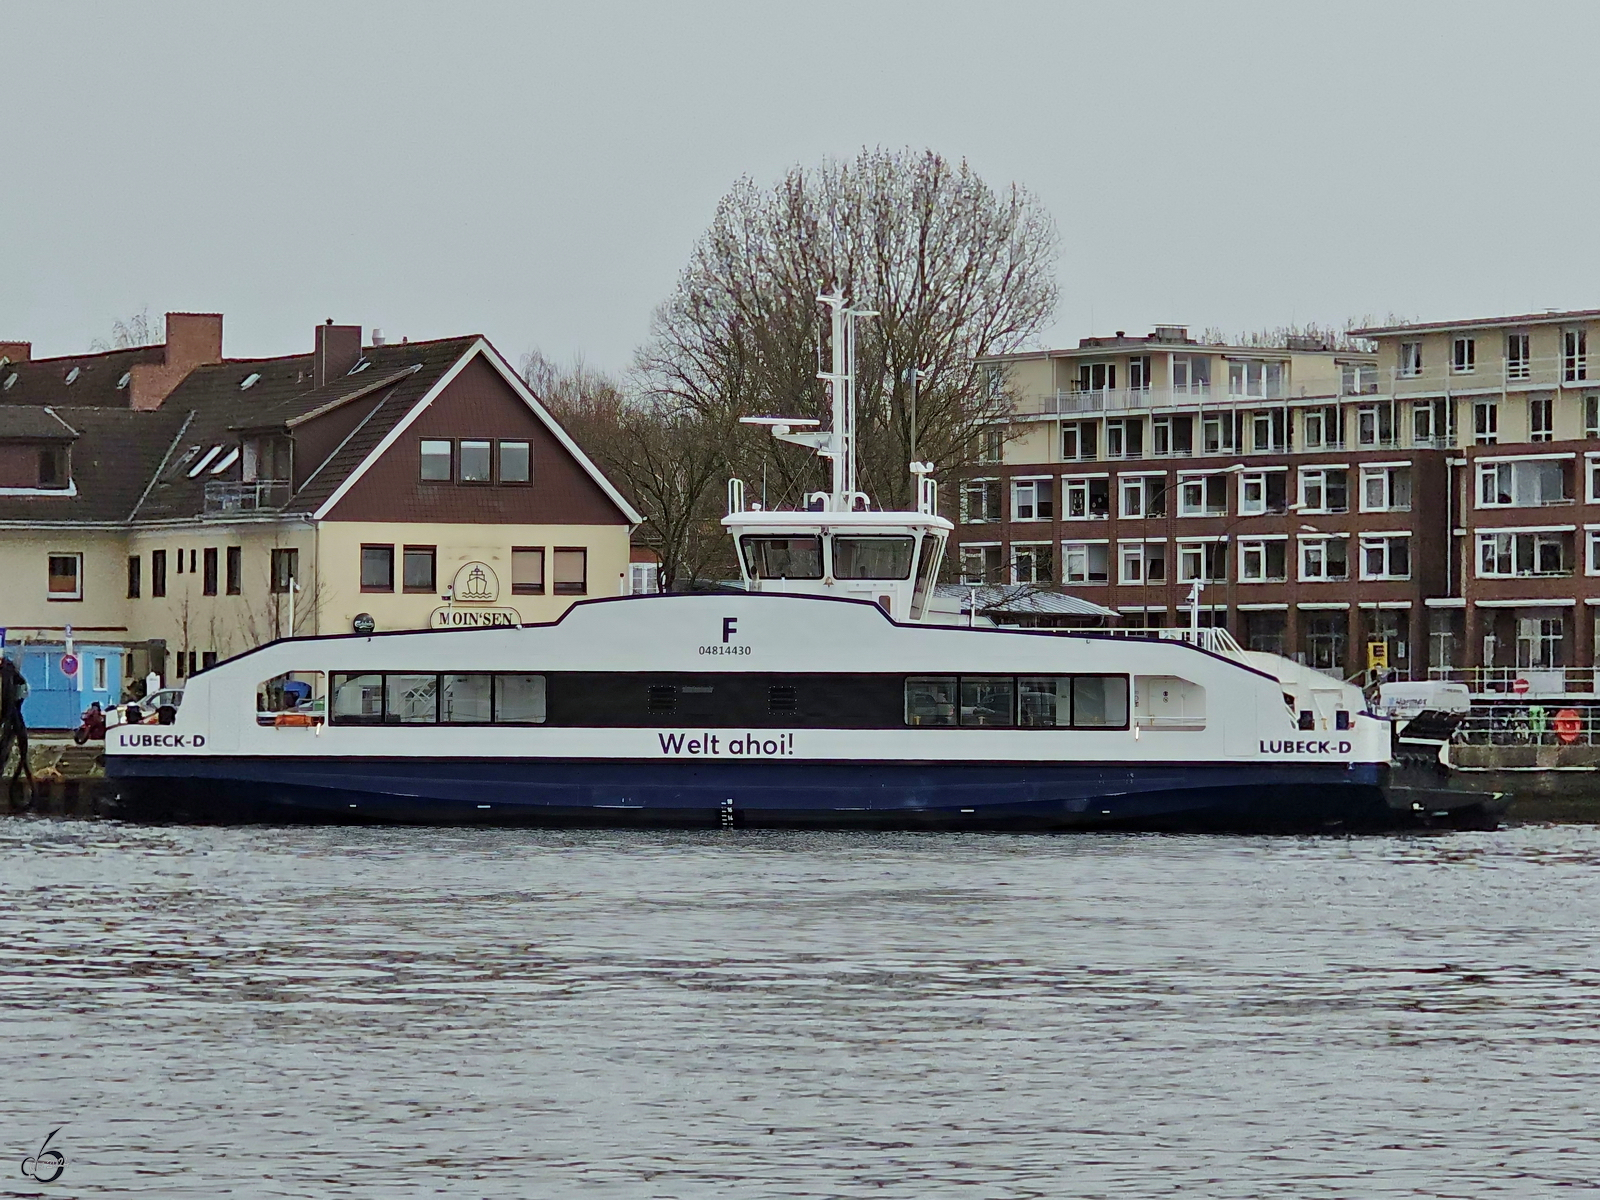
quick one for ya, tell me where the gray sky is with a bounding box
[6,1,1599,372]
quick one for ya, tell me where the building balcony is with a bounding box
[1014,385,1301,417]
[1384,355,1590,393]
[205,479,291,513]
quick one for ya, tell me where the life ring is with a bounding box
[1554,707,1583,744]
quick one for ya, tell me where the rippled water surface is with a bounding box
[4,820,1600,1197]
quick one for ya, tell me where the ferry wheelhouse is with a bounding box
[107,297,1501,830]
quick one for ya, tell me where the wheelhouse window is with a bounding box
[361,544,394,592]
[330,672,546,725]
[47,553,81,600]
[833,536,915,579]
[512,547,545,594]
[553,547,587,595]
[420,440,453,481]
[498,440,531,483]
[460,440,492,483]
[741,536,823,579]
[403,546,437,593]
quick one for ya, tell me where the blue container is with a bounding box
[7,644,124,731]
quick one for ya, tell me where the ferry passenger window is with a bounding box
[460,440,492,483]
[361,545,394,591]
[441,674,492,722]
[960,676,1015,727]
[905,676,957,726]
[420,440,452,481]
[499,441,531,483]
[741,536,824,580]
[385,674,438,724]
[256,671,326,726]
[512,548,545,594]
[833,536,915,580]
[1018,677,1071,727]
[332,673,384,724]
[495,674,547,724]
[1073,676,1129,728]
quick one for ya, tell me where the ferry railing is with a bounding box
[1105,626,1246,658]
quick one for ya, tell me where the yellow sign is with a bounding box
[1366,640,1389,671]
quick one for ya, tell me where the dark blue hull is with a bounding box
[103,755,1493,832]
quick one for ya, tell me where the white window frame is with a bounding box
[961,478,1000,524]
[1587,529,1600,576]
[1506,333,1531,381]
[1177,472,1224,518]
[1566,330,1589,383]
[1011,476,1053,522]
[1297,466,1348,515]
[1061,540,1108,585]
[958,542,1002,585]
[1237,536,1288,584]
[1298,536,1350,583]
[1359,534,1412,581]
[1530,395,1555,443]
[1398,342,1423,378]
[1360,465,1412,513]
[1239,472,1267,516]
[1474,400,1498,446]
[1476,530,1570,579]
[47,551,83,601]
[1588,458,1600,504]
[1451,336,1476,374]
[1176,541,1225,584]
[1012,542,1054,585]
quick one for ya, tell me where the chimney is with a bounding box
[371,328,385,347]
[314,320,362,387]
[129,312,224,411]
[0,341,31,363]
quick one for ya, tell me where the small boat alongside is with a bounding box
[106,296,1505,831]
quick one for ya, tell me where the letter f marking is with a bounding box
[722,617,738,643]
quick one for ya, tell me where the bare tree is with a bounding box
[637,148,1059,512]
[523,351,733,589]
[1196,315,1416,354]
[90,306,163,352]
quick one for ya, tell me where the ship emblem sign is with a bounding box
[451,561,500,604]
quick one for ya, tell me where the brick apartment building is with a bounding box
[964,309,1600,696]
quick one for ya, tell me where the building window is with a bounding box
[1250,410,1285,452]
[226,546,242,595]
[960,544,1002,584]
[1228,361,1284,398]
[1361,536,1412,580]
[1238,539,1287,583]
[1151,415,1192,457]
[1012,543,1054,584]
[553,547,587,595]
[47,553,82,600]
[1587,396,1600,439]
[1474,401,1498,445]
[1413,399,1452,447]
[1177,473,1226,517]
[1171,356,1211,395]
[1357,404,1395,447]
[203,547,218,596]
[1452,336,1476,374]
[270,548,299,594]
[1477,531,1569,578]
[1177,542,1225,584]
[1119,476,1166,519]
[1060,421,1097,462]
[1298,467,1348,514]
[977,425,1004,464]
[512,547,546,594]
[403,546,437,593]
[498,441,531,483]
[628,562,659,594]
[361,545,394,592]
[1478,460,1568,507]
[459,440,492,483]
[1299,537,1349,582]
[1238,471,1287,516]
[1398,342,1423,378]
[1530,396,1555,442]
[1507,333,1531,381]
[93,656,109,690]
[1062,541,1108,584]
[1011,478,1054,521]
[152,549,167,598]
[1128,356,1151,392]
[202,651,218,670]
[1201,413,1235,453]
[37,446,67,488]
[1361,466,1412,512]
[420,439,452,481]
[1566,330,1588,382]
[1588,460,1600,504]
[1587,530,1600,575]
[127,555,141,599]
[961,479,1002,523]
[1303,406,1340,449]
[1341,363,1377,395]
[1105,418,1143,460]
[1078,362,1116,392]
[1117,542,1166,585]
[1063,476,1111,519]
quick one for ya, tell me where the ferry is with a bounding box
[106,297,1503,831]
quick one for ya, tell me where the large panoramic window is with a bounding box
[330,672,547,726]
[906,674,1128,730]
[741,536,824,580]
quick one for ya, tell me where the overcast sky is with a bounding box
[6,1,1600,372]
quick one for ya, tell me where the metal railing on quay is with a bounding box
[1452,705,1600,747]
[1428,665,1597,697]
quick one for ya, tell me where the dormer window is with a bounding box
[242,435,292,483]
[37,446,66,488]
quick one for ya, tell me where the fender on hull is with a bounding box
[103,755,1489,832]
